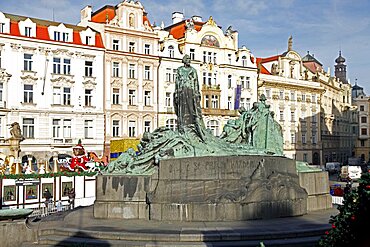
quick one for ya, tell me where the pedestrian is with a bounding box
[43,188,52,209]
[344,183,351,195]
[68,188,75,209]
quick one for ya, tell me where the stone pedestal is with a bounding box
[94,155,308,221]
[298,171,332,211]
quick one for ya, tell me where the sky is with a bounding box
[1,0,369,93]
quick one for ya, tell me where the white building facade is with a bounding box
[0,12,105,164]
[79,1,159,155]
[156,14,258,135]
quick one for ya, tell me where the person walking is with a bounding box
[68,188,75,210]
[43,188,52,213]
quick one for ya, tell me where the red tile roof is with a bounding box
[165,20,204,39]
[3,13,104,48]
[256,58,271,75]
[91,6,115,23]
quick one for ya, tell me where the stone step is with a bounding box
[37,234,321,247]
[40,226,327,243]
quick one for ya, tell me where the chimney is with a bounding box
[192,15,202,22]
[172,12,184,24]
[81,5,92,22]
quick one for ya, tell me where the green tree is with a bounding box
[318,173,370,246]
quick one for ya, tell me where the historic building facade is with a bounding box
[0,12,105,164]
[156,13,258,135]
[257,38,324,164]
[79,1,159,155]
[303,51,355,164]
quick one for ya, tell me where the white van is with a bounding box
[340,165,362,181]
[325,162,341,174]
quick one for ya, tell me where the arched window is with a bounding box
[228,75,232,88]
[207,120,219,136]
[168,45,174,58]
[242,56,247,67]
[166,119,177,131]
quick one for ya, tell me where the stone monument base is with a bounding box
[94,155,308,221]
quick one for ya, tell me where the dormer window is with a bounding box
[0,23,4,33]
[168,45,174,58]
[242,56,247,67]
[85,36,91,45]
[54,31,61,41]
[25,27,32,37]
[62,32,69,42]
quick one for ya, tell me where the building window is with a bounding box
[211,95,219,109]
[84,120,93,138]
[303,153,308,162]
[54,31,60,41]
[168,45,174,58]
[302,133,306,144]
[245,98,251,110]
[0,23,4,33]
[144,91,151,106]
[242,56,247,67]
[279,90,284,100]
[166,68,171,82]
[280,111,284,121]
[144,121,151,133]
[360,105,365,111]
[245,77,250,89]
[63,119,72,138]
[53,119,61,138]
[302,94,306,101]
[361,116,367,123]
[290,91,295,101]
[312,115,317,123]
[203,51,206,62]
[85,61,93,77]
[23,118,34,138]
[240,98,245,108]
[291,111,295,122]
[62,32,69,42]
[208,52,212,63]
[129,64,135,79]
[144,44,151,55]
[207,120,219,136]
[240,76,245,88]
[144,65,151,80]
[312,132,317,144]
[53,87,61,104]
[311,95,316,103]
[228,97,232,110]
[24,84,33,103]
[361,128,367,135]
[112,120,120,137]
[291,133,296,144]
[112,39,119,50]
[165,92,171,107]
[112,88,120,105]
[63,88,71,105]
[228,54,232,64]
[213,52,217,64]
[128,120,136,137]
[166,119,177,130]
[112,62,120,77]
[190,49,195,60]
[204,95,210,108]
[24,54,33,71]
[128,89,136,105]
[53,58,61,74]
[85,36,92,45]
[25,27,32,37]
[207,73,212,86]
[63,59,71,75]
[85,89,92,106]
[228,75,232,88]
[266,89,271,98]
[129,42,135,53]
